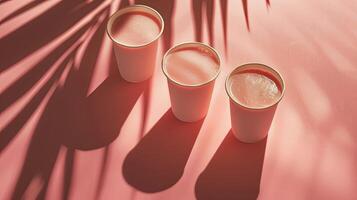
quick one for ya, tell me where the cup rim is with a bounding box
[162,42,221,87]
[225,63,286,110]
[106,4,164,48]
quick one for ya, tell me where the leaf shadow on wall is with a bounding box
[0,0,40,25]
[195,131,267,200]
[0,0,102,73]
[0,1,106,155]
[192,0,215,46]
[9,9,149,199]
[8,13,97,200]
[191,0,271,53]
[0,3,109,199]
[122,109,204,193]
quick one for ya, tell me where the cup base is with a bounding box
[172,111,206,123]
[231,129,268,143]
[120,73,153,83]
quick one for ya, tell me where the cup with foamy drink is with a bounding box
[226,63,285,143]
[107,5,164,82]
[162,42,221,122]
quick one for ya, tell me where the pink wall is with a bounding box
[0,0,356,199]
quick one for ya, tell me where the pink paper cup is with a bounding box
[162,42,221,122]
[106,5,164,83]
[225,63,285,143]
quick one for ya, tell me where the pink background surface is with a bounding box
[0,0,356,199]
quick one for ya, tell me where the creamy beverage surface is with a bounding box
[165,47,219,85]
[228,71,282,108]
[111,11,160,46]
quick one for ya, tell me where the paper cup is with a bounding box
[225,63,285,143]
[107,5,164,83]
[162,42,221,122]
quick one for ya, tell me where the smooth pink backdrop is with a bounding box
[0,0,356,199]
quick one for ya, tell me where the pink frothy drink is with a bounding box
[163,42,221,122]
[226,63,285,143]
[111,11,160,46]
[229,70,282,108]
[107,5,164,82]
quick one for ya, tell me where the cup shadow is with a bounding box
[122,109,204,193]
[195,131,267,200]
[53,70,148,150]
